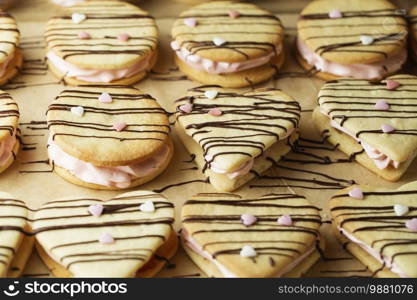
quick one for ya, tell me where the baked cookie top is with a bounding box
[175,86,300,172]
[45,0,158,69]
[330,183,417,278]
[182,192,321,277]
[298,0,407,64]
[317,74,417,163]
[0,91,18,141]
[0,10,18,65]
[0,192,28,277]
[47,85,170,167]
[32,190,174,277]
[171,1,283,63]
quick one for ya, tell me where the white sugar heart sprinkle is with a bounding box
[381,124,395,133]
[88,204,104,217]
[98,92,112,103]
[213,37,226,46]
[328,9,343,19]
[72,13,86,24]
[394,204,409,216]
[113,121,127,132]
[241,214,257,226]
[386,79,401,90]
[117,33,130,42]
[348,187,363,199]
[78,31,90,39]
[405,218,417,232]
[204,90,218,99]
[228,10,240,18]
[360,35,374,45]
[374,100,389,110]
[179,103,193,113]
[208,107,222,116]
[277,214,293,226]
[70,106,84,117]
[184,18,197,27]
[99,233,114,244]
[139,200,155,213]
[240,245,257,258]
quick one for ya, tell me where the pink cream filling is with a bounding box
[0,130,17,167]
[52,0,85,6]
[46,50,151,83]
[297,37,407,80]
[47,137,170,188]
[339,227,408,277]
[171,40,280,74]
[321,110,400,170]
[182,228,316,278]
[204,129,294,178]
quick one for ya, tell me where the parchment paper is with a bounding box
[3,0,416,278]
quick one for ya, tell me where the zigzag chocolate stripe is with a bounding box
[182,193,321,261]
[175,87,300,171]
[173,2,283,59]
[32,192,174,270]
[298,7,407,58]
[331,190,417,274]
[45,1,157,60]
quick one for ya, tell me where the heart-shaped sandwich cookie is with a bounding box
[0,192,34,278]
[47,85,173,190]
[181,193,323,277]
[175,86,300,192]
[330,183,417,278]
[33,191,177,278]
[313,74,417,181]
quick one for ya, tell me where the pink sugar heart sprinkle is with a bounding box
[98,92,112,103]
[113,121,127,132]
[179,103,193,113]
[88,204,104,217]
[374,100,389,110]
[241,214,257,226]
[381,124,395,133]
[386,80,400,90]
[348,187,363,199]
[208,107,222,116]
[328,9,343,18]
[277,214,293,226]
[405,218,417,232]
[99,233,114,244]
[78,31,90,39]
[184,18,197,27]
[228,10,240,18]
[117,33,130,42]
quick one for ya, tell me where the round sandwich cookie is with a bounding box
[171,1,285,88]
[297,0,408,81]
[46,85,173,190]
[410,6,417,62]
[313,74,417,182]
[45,0,158,85]
[33,191,177,278]
[181,192,324,278]
[0,193,34,278]
[330,183,417,278]
[174,86,300,192]
[0,91,19,174]
[0,9,21,86]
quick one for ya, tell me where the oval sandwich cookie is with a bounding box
[0,9,21,86]
[33,191,177,277]
[174,86,300,192]
[330,183,417,278]
[0,90,19,174]
[297,0,407,80]
[46,85,173,190]
[0,192,34,278]
[171,1,285,88]
[45,0,158,85]
[181,192,323,278]
[313,74,417,182]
